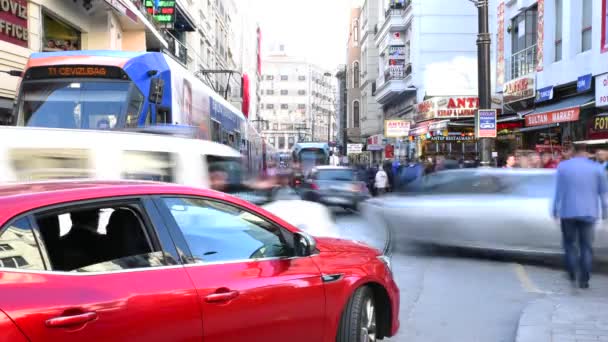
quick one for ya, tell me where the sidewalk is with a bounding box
[516,296,608,342]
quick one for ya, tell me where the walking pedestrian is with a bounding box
[552,144,608,289]
[374,165,388,196]
[504,155,516,168]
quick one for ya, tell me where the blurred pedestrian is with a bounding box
[541,152,558,168]
[504,155,516,169]
[375,165,388,196]
[552,143,608,289]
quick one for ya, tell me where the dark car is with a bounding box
[300,166,371,210]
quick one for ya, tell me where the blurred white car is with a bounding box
[262,200,341,238]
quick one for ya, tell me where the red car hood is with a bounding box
[314,237,381,255]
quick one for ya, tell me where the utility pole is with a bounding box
[472,0,493,166]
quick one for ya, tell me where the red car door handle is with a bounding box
[204,290,239,303]
[45,312,98,328]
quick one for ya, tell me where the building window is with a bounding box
[298,89,306,95]
[273,123,278,130]
[278,136,286,148]
[280,75,289,81]
[353,61,360,88]
[269,137,275,144]
[510,5,538,79]
[555,0,562,61]
[288,137,295,149]
[43,12,81,51]
[298,104,306,110]
[266,89,274,95]
[353,101,360,129]
[280,89,289,95]
[280,104,289,110]
[582,0,592,52]
[266,75,274,80]
[266,104,274,109]
[298,75,306,81]
[353,19,359,44]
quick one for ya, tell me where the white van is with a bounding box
[0,126,245,189]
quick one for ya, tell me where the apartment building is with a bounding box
[374,0,497,159]
[260,47,336,152]
[497,0,608,154]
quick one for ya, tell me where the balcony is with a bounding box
[374,1,412,47]
[506,45,537,81]
[374,64,413,105]
[165,32,189,67]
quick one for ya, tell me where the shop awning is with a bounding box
[574,139,608,145]
[518,123,559,133]
[497,115,522,123]
[524,94,595,117]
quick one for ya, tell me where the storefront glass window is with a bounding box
[42,13,81,51]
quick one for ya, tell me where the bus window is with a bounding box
[18,80,144,130]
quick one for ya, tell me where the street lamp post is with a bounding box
[471,0,493,166]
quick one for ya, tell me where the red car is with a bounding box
[0,181,399,342]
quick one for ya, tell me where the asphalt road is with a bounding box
[334,211,608,342]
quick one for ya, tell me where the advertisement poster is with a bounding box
[385,120,410,138]
[503,75,535,104]
[536,0,545,72]
[496,1,505,88]
[477,110,497,138]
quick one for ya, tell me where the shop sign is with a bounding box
[414,99,436,122]
[385,120,410,138]
[388,46,406,60]
[409,121,433,136]
[414,97,479,121]
[596,73,608,108]
[577,74,592,93]
[477,109,497,138]
[430,135,475,142]
[145,0,176,23]
[525,107,580,127]
[535,86,553,103]
[496,1,505,88]
[366,134,384,151]
[105,0,138,22]
[504,75,535,104]
[389,31,405,46]
[0,0,28,48]
[587,113,608,140]
[347,143,363,155]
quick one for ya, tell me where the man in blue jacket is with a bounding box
[553,143,608,288]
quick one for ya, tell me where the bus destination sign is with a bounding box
[145,0,176,24]
[26,66,127,80]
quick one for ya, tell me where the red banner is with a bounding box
[525,107,580,127]
[0,0,28,48]
[496,1,505,88]
[536,0,545,72]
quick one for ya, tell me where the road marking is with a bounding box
[513,263,549,294]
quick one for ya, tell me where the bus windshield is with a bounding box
[299,149,328,173]
[17,79,144,129]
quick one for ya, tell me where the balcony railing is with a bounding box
[385,0,411,18]
[507,45,537,80]
[165,32,189,66]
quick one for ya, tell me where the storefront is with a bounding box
[365,134,384,165]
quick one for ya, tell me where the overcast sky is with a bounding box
[250,0,351,71]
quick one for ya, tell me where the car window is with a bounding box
[317,169,355,181]
[34,203,168,272]
[161,197,292,263]
[0,218,45,270]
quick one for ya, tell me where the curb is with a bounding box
[514,298,555,342]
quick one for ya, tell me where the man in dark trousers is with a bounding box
[553,144,608,288]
